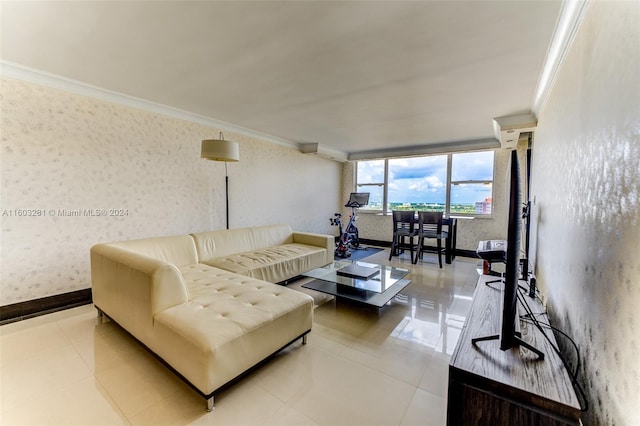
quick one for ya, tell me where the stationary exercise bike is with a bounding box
[330,193,369,258]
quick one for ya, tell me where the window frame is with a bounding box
[355,150,495,218]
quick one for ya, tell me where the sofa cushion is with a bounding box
[191,224,294,260]
[201,243,327,283]
[152,263,313,394]
[110,235,198,267]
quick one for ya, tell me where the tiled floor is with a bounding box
[0,249,479,425]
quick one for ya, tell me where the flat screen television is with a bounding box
[473,150,544,359]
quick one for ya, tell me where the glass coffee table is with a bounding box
[301,260,411,308]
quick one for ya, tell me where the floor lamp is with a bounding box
[201,132,240,229]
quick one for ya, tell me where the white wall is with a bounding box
[0,77,341,305]
[340,148,511,252]
[529,2,640,424]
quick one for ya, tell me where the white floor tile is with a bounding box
[0,252,478,425]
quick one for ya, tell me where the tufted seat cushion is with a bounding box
[152,264,313,395]
[202,243,327,283]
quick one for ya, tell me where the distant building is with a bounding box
[475,197,492,214]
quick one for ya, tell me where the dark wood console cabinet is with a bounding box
[447,275,581,425]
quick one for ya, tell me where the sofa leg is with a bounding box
[96,308,104,321]
[206,396,214,412]
[302,334,308,345]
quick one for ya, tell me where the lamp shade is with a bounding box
[201,139,240,162]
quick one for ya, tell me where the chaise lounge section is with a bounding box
[90,224,333,410]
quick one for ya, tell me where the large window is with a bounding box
[356,150,495,216]
[354,159,385,210]
[450,151,494,215]
[388,155,447,212]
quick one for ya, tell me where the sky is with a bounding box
[356,151,494,205]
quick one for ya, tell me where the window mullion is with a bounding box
[445,154,452,217]
[451,179,492,185]
[383,159,389,214]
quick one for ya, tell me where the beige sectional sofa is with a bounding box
[90,224,333,410]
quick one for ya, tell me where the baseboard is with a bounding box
[0,288,93,325]
[457,249,479,258]
[358,238,392,248]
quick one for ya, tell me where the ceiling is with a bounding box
[0,1,563,159]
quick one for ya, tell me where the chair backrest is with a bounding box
[392,210,417,233]
[418,211,443,235]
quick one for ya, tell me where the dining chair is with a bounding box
[389,210,418,261]
[414,211,448,267]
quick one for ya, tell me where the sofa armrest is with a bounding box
[292,232,335,265]
[91,244,189,342]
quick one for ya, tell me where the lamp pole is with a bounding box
[201,133,240,230]
[224,162,230,229]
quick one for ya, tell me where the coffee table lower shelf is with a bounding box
[302,278,411,308]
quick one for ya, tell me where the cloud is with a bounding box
[389,156,447,180]
[409,175,445,192]
[451,151,494,181]
[357,160,385,182]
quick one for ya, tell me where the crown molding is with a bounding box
[531,0,591,116]
[0,60,305,151]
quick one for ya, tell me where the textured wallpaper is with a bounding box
[0,77,340,305]
[529,2,640,424]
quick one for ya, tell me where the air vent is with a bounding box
[492,113,537,149]
[299,143,348,162]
